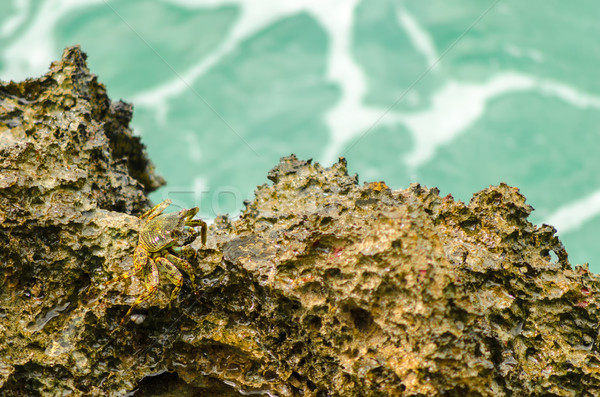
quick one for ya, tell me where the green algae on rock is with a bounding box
[1,46,600,396]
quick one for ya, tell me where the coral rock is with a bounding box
[1,46,599,396]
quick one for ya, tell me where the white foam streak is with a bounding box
[539,80,600,108]
[127,0,380,171]
[131,0,372,167]
[321,1,445,166]
[131,1,321,121]
[130,39,236,126]
[1,0,30,38]
[322,67,600,174]
[401,73,536,169]
[395,74,600,171]
[314,0,374,165]
[396,5,439,71]
[1,0,103,81]
[543,190,600,234]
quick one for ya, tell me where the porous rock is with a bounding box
[1,46,599,396]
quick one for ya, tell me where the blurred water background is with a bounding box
[2,0,600,271]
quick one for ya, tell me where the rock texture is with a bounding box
[1,46,600,396]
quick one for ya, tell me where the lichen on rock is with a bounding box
[1,46,600,396]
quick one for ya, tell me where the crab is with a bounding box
[105,199,207,325]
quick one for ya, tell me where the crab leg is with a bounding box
[185,219,207,245]
[119,257,160,325]
[155,257,184,310]
[165,253,198,286]
[165,253,201,300]
[140,199,172,221]
[104,245,149,286]
[171,245,195,258]
[103,245,148,287]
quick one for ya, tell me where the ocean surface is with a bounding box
[2,0,600,272]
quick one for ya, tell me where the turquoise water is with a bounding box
[2,0,600,271]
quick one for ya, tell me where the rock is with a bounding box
[1,46,599,396]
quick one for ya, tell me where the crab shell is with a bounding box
[138,207,199,253]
